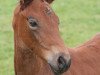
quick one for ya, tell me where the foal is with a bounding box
[13,0,100,75]
[13,0,71,75]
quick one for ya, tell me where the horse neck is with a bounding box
[65,34,100,75]
[14,36,53,75]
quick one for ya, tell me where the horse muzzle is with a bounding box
[48,53,71,75]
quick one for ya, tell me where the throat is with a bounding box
[14,47,53,75]
[14,38,54,75]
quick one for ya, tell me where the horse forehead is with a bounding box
[23,2,49,16]
[30,0,51,10]
[24,2,54,20]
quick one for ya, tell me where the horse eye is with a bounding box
[27,16,38,30]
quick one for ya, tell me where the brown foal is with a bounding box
[13,0,100,75]
[13,0,71,75]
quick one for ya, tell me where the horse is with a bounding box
[13,0,100,75]
[12,0,71,75]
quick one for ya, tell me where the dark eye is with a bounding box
[27,16,38,30]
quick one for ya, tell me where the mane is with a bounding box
[20,0,33,10]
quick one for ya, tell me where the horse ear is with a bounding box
[45,0,54,4]
[20,0,33,10]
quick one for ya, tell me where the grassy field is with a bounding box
[0,0,100,75]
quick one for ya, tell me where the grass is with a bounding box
[52,0,100,46]
[0,0,100,75]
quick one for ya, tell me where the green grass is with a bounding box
[0,0,100,75]
[52,0,100,46]
[0,0,17,75]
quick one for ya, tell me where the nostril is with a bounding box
[57,56,71,73]
[58,56,66,70]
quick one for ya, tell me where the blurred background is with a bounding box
[0,0,100,75]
